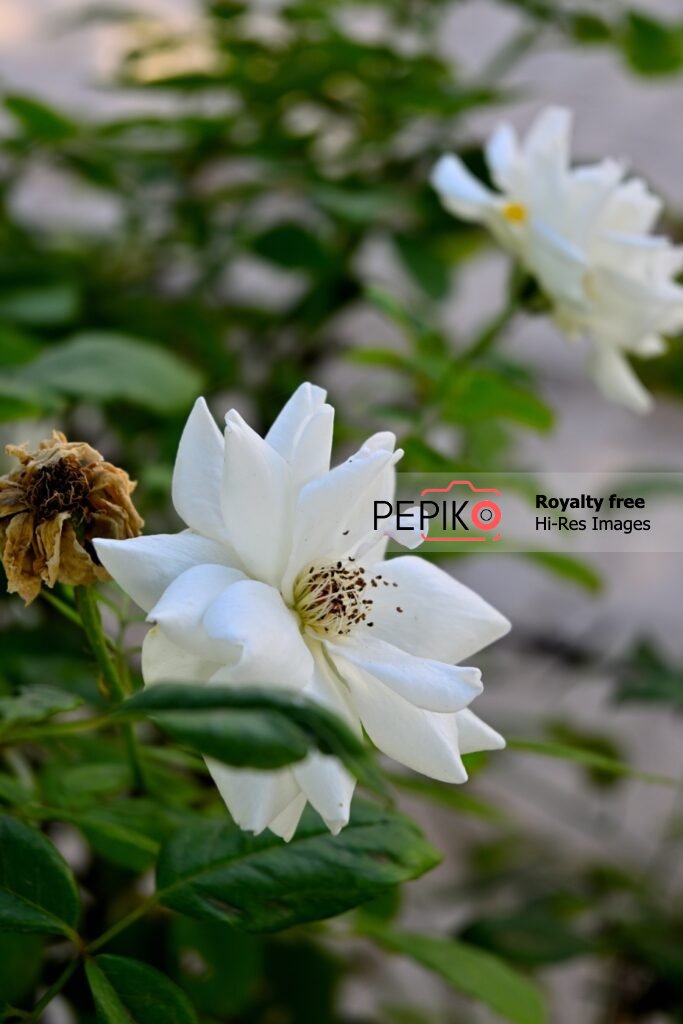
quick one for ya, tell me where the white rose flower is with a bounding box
[95,384,509,840]
[431,106,683,413]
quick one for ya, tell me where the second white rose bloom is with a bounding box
[432,106,683,413]
[95,384,510,840]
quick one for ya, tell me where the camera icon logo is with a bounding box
[419,480,502,543]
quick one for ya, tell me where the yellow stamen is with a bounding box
[501,201,527,224]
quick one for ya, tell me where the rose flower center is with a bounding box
[293,560,380,638]
[26,457,90,523]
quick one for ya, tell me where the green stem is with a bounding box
[465,264,526,361]
[86,894,160,955]
[74,587,146,791]
[28,958,80,1023]
[75,587,127,704]
[124,722,146,792]
[466,293,518,360]
[40,590,83,629]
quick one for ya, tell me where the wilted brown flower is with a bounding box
[0,431,143,605]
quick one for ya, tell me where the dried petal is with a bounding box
[0,431,143,604]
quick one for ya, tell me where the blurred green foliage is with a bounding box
[1,1,683,1022]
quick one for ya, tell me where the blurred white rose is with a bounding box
[432,106,683,413]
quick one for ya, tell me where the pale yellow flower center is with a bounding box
[501,201,528,224]
[294,560,395,637]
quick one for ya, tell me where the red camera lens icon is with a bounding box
[471,499,501,532]
[419,480,502,543]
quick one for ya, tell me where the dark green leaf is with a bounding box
[4,95,79,141]
[362,925,547,1024]
[0,816,80,936]
[614,640,683,709]
[21,333,203,413]
[251,224,331,270]
[149,709,311,770]
[86,954,198,1024]
[155,801,440,932]
[119,685,385,792]
[622,12,683,75]
[461,902,592,967]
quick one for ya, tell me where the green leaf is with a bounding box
[119,684,385,792]
[362,925,547,1024]
[347,348,416,375]
[0,774,32,806]
[21,332,203,413]
[622,12,683,75]
[148,709,311,770]
[443,369,554,431]
[0,326,43,367]
[0,816,80,936]
[0,932,44,1005]
[570,13,612,43]
[389,773,508,824]
[507,737,678,787]
[0,376,64,421]
[394,234,450,301]
[544,720,626,788]
[461,902,592,967]
[524,552,603,593]
[614,640,683,709]
[69,800,196,872]
[170,918,262,1016]
[40,762,132,810]
[313,186,398,224]
[155,801,440,932]
[86,954,198,1024]
[4,95,79,141]
[0,685,83,731]
[250,223,331,270]
[0,284,80,326]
